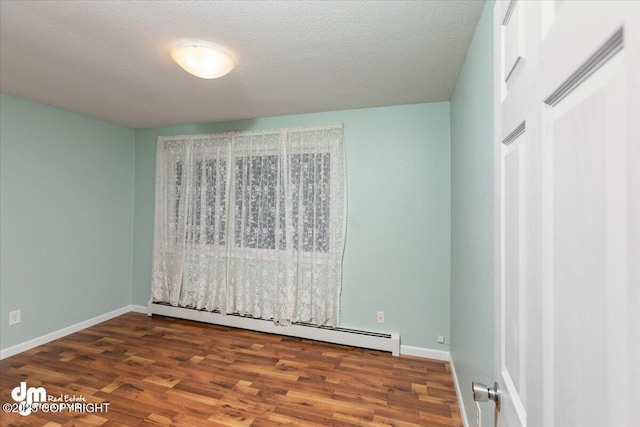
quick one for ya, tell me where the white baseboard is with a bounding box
[400,345,450,361]
[0,304,143,360]
[450,354,470,427]
[129,304,148,314]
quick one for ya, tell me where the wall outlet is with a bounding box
[9,309,21,325]
[376,311,384,324]
[437,335,445,344]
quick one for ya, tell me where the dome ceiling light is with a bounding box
[170,42,235,79]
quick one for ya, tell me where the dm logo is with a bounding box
[11,381,46,416]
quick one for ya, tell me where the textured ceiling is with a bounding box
[0,1,484,129]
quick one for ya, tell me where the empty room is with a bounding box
[0,1,637,426]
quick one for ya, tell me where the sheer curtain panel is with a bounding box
[151,125,346,327]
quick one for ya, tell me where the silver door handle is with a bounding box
[472,381,501,411]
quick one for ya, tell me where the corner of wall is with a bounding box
[449,1,495,426]
[129,129,137,306]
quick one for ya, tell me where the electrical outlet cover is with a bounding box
[9,309,21,325]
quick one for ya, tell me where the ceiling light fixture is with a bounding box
[170,42,235,79]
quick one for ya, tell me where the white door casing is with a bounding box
[493,1,639,427]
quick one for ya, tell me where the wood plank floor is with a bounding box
[0,313,462,427]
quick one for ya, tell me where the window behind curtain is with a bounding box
[152,125,345,326]
[174,153,331,253]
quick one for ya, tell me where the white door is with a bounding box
[493,1,537,425]
[492,1,640,427]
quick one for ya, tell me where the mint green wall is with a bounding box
[133,103,451,349]
[450,2,494,425]
[0,94,135,350]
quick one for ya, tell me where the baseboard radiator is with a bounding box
[147,302,400,356]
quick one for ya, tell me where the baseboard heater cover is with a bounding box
[147,302,400,356]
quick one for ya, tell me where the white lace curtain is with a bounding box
[151,125,346,326]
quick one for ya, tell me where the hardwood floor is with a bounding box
[0,313,463,427]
